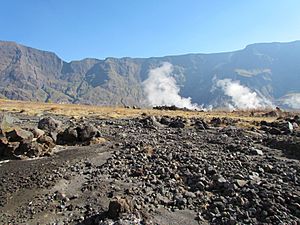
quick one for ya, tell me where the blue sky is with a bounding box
[1,0,300,61]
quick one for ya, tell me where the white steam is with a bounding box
[282,94,300,109]
[216,78,273,110]
[143,62,199,110]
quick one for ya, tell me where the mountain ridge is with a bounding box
[0,40,300,108]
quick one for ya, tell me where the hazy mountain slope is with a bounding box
[0,40,300,107]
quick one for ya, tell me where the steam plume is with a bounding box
[216,78,273,110]
[143,62,199,110]
[282,94,300,109]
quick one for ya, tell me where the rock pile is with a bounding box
[153,105,194,111]
[260,115,300,135]
[0,112,299,224]
[0,115,55,159]
[95,117,300,224]
[57,123,101,145]
[38,117,63,141]
[0,114,102,160]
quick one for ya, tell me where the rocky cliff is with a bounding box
[1,40,300,108]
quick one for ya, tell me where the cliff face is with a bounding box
[1,40,300,107]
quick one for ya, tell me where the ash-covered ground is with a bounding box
[0,111,300,225]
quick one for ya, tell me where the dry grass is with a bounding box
[0,99,282,126]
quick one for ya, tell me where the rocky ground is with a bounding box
[0,110,300,225]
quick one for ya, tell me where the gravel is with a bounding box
[0,112,299,224]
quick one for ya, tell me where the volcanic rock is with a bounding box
[169,117,185,128]
[37,135,56,149]
[263,111,279,117]
[1,112,300,224]
[107,197,133,219]
[0,114,16,134]
[38,117,62,141]
[250,148,264,156]
[159,116,171,126]
[235,179,248,188]
[77,124,100,142]
[153,105,184,111]
[15,141,46,158]
[57,126,78,145]
[5,128,34,142]
[268,127,282,135]
[210,117,222,127]
[139,116,161,128]
[31,127,45,139]
[0,140,19,159]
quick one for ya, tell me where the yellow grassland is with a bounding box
[0,99,285,126]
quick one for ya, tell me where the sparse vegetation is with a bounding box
[0,98,282,125]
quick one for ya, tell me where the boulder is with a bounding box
[262,120,294,135]
[169,118,185,128]
[38,117,62,141]
[37,135,56,149]
[31,127,45,139]
[139,116,162,128]
[277,121,294,134]
[159,116,171,125]
[0,140,19,159]
[57,124,101,145]
[77,124,100,142]
[57,126,78,144]
[194,119,209,130]
[210,117,222,127]
[15,141,50,158]
[107,197,133,219]
[268,127,282,135]
[153,105,181,111]
[5,128,34,142]
[0,114,17,134]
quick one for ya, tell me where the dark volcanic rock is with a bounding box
[37,135,56,149]
[266,136,300,159]
[0,139,19,159]
[5,128,33,142]
[107,197,133,219]
[57,124,100,145]
[153,105,193,111]
[31,127,45,139]
[193,119,209,130]
[57,126,78,145]
[139,116,161,128]
[1,113,300,225]
[159,116,171,126]
[169,117,185,128]
[77,124,100,142]
[15,141,50,158]
[210,117,222,127]
[38,117,62,141]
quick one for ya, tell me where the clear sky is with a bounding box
[1,0,300,61]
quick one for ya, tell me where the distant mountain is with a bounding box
[0,40,300,108]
